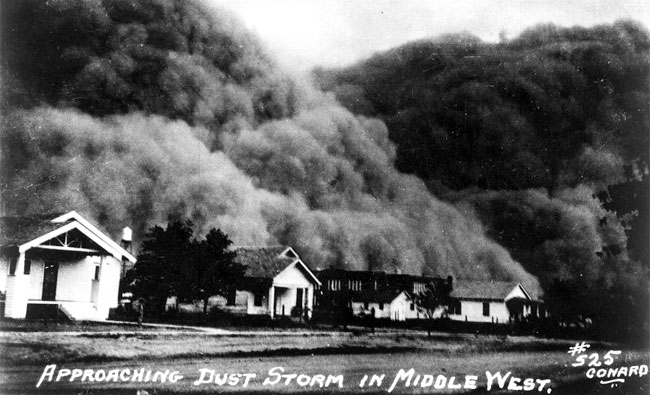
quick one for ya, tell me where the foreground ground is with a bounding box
[0,321,648,395]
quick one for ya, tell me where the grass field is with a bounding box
[1,322,648,395]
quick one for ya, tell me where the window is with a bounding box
[254,293,263,307]
[227,289,236,306]
[328,279,340,291]
[379,303,384,310]
[348,280,361,291]
[295,288,304,308]
[410,303,415,311]
[9,259,17,276]
[94,265,100,280]
[413,282,426,294]
[364,301,369,310]
[483,302,490,317]
[24,260,31,275]
[450,300,461,315]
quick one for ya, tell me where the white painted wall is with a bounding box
[95,256,121,318]
[448,300,511,323]
[505,285,529,301]
[273,287,293,317]
[4,253,121,320]
[352,301,390,318]
[391,292,419,321]
[56,257,94,302]
[4,254,30,318]
[351,292,420,321]
[272,262,315,316]
[28,260,44,299]
[0,258,7,293]
[273,263,313,287]
[245,290,270,315]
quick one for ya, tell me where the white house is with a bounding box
[351,290,421,321]
[447,281,536,324]
[0,211,136,320]
[217,246,321,319]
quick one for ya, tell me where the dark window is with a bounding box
[94,265,100,280]
[227,289,236,306]
[24,260,31,275]
[364,301,369,309]
[450,300,461,315]
[483,302,490,316]
[254,293,263,307]
[410,303,415,311]
[9,259,17,276]
[379,303,384,310]
[296,288,304,307]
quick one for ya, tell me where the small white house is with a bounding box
[447,281,535,324]
[351,290,420,321]
[221,246,321,319]
[0,211,136,320]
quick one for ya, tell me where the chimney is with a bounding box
[121,226,133,253]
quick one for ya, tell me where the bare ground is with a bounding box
[0,326,648,395]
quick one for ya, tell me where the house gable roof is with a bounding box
[352,289,411,304]
[0,213,67,246]
[450,281,531,301]
[0,211,136,263]
[233,246,320,285]
[50,211,136,262]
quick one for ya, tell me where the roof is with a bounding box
[352,289,411,304]
[0,211,136,263]
[450,281,530,301]
[0,213,67,246]
[233,246,296,278]
[232,245,321,285]
[316,268,445,284]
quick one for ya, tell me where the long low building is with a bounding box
[314,268,452,321]
[447,281,545,324]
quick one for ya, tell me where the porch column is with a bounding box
[268,286,275,319]
[5,253,30,319]
[306,286,314,313]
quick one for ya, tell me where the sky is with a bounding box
[209,0,650,71]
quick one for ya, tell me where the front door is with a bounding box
[42,261,59,301]
[295,288,303,308]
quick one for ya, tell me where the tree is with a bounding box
[415,278,452,337]
[193,229,245,314]
[126,221,196,316]
[598,162,649,266]
[126,221,244,318]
